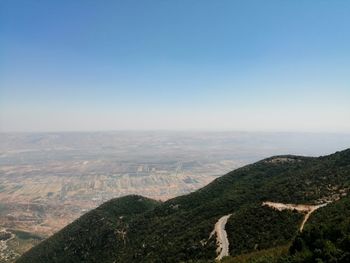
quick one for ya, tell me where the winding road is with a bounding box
[210,214,232,260]
[208,201,330,261]
[262,201,329,231]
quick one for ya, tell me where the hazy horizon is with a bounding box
[1,1,350,133]
[1,2,350,261]
[2,130,350,135]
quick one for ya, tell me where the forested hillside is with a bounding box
[17,149,350,263]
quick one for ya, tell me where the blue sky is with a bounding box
[1,0,350,132]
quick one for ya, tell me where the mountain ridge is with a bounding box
[17,149,350,262]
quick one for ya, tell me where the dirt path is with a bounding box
[210,214,232,260]
[262,201,329,231]
[207,201,329,261]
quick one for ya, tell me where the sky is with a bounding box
[1,0,350,132]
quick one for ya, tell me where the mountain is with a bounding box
[16,149,350,263]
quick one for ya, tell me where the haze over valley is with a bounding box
[0,131,349,261]
[1,0,350,262]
